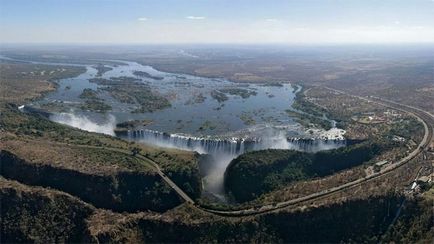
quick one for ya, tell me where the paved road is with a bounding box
[135,154,195,204]
[53,88,433,217]
[56,142,195,204]
[197,87,434,216]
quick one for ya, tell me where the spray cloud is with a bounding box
[50,113,116,136]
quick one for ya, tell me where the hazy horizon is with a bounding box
[1,0,434,44]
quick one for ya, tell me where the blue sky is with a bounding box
[1,0,434,43]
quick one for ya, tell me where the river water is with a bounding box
[2,56,346,200]
[36,61,300,137]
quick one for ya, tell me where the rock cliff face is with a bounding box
[0,178,94,243]
[224,141,387,202]
[88,195,409,243]
[0,150,182,212]
[164,166,202,200]
[2,175,431,243]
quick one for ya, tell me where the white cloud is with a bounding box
[265,18,278,22]
[137,17,148,21]
[186,16,205,20]
[394,20,401,25]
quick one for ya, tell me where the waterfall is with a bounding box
[125,129,257,155]
[121,128,347,201]
[124,129,346,155]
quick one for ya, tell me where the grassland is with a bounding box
[1,139,155,175]
[305,86,425,143]
[129,46,434,116]
[1,105,196,211]
[0,61,202,213]
[222,83,426,204]
[0,62,86,104]
[1,49,432,242]
[3,46,432,113]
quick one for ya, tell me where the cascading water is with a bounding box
[12,55,348,201]
[123,128,346,200]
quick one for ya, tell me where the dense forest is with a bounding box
[225,141,391,202]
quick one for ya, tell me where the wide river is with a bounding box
[37,61,303,137]
[4,56,346,200]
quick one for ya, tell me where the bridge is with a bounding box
[58,88,433,217]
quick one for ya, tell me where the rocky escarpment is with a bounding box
[2,164,431,243]
[0,177,94,243]
[147,150,203,201]
[88,194,423,243]
[164,165,202,200]
[0,150,182,212]
[225,141,390,202]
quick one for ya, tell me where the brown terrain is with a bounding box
[0,49,433,242]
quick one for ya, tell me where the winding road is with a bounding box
[59,87,434,217]
[8,55,432,217]
[169,87,433,217]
